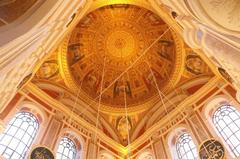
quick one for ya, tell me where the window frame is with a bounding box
[175,132,198,159]
[56,136,78,159]
[212,104,240,157]
[0,111,40,159]
[203,96,240,159]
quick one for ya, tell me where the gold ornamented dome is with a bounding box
[59,4,184,111]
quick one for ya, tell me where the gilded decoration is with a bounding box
[185,51,210,76]
[59,4,184,111]
[218,67,233,84]
[35,60,59,80]
[116,116,132,144]
[17,73,33,89]
[181,49,213,80]
[199,139,225,159]
[30,146,54,159]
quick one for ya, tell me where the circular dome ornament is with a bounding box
[199,139,225,159]
[30,146,54,159]
[59,4,184,113]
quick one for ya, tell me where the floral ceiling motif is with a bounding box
[59,4,183,108]
[33,4,214,145]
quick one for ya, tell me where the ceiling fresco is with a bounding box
[59,4,184,108]
[33,4,214,145]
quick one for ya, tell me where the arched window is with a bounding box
[0,111,39,159]
[213,105,240,157]
[176,133,198,159]
[56,137,77,159]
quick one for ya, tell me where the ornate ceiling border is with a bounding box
[58,28,184,114]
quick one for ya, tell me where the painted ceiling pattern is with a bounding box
[33,4,214,145]
[60,4,184,108]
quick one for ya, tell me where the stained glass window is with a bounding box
[0,111,39,159]
[176,133,198,159]
[56,137,77,159]
[213,105,240,157]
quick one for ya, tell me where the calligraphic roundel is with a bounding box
[30,146,54,159]
[199,139,225,159]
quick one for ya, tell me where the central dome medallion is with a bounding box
[107,30,135,58]
[60,4,183,111]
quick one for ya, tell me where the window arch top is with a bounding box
[56,137,77,159]
[213,105,240,157]
[176,133,198,159]
[0,111,39,159]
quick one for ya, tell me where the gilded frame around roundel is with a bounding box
[198,138,226,159]
[29,145,55,159]
[58,6,185,114]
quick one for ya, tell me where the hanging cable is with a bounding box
[94,56,107,143]
[146,61,207,156]
[124,80,131,157]
[153,62,218,157]
[67,72,84,133]
[163,72,217,157]
[93,27,171,101]
[77,27,171,118]
[146,62,175,131]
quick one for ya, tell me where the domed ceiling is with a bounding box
[59,4,183,109]
[31,2,214,147]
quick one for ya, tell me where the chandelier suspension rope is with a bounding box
[146,61,174,129]
[147,62,211,157]
[124,79,131,157]
[94,56,107,143]
[77,27,171,117]
[91,27,171,101]
[67,73,84,131]
[61,24,195,157]
[88,27,171,158]
[41,65,85,158]
[162,68,218,156]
